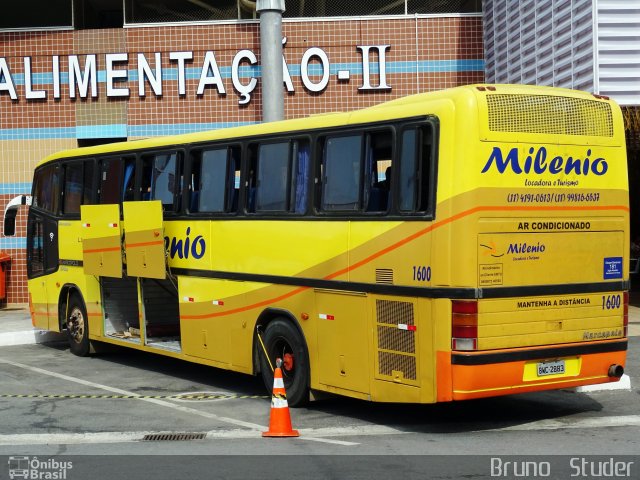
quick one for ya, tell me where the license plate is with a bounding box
[537,360,566,377]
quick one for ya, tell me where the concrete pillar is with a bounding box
[256,0,285,122]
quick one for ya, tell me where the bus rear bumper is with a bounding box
[448,339,627,401]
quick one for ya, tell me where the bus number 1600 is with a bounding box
[602,294,621,310]
[412,266,431,282]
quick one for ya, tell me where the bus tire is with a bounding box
[66,294,90,357]
[259,318,309,407]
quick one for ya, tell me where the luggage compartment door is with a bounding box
[316,290,371,395]
[80,204,122,278]
[123,200,166,279]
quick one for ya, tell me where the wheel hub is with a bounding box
[283,352,294,372]
[67,308,85,343]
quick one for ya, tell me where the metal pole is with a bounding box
[257,0,285,122]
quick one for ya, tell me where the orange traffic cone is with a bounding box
[262,358,299,437]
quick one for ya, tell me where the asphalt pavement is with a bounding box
[0,303,638,479]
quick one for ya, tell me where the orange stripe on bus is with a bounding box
[180,203,629,320]
[83,246,121,254]
[125,240,164,249]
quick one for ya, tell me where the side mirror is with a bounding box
[3,195,32,236]
[3,211,16,236]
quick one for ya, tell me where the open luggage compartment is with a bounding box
[141,276,181,352]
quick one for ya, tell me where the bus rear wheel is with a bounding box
[259,318,309,407]
[66,294,90,357]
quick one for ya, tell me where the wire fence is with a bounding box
[1,0,482,30]
[124,0,482,24]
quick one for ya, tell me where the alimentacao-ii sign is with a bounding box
[0,42,391,105]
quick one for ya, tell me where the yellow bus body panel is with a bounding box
[80,204,122,278]
[123,201,165,279]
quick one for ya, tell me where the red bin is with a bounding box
[0,253,11,300]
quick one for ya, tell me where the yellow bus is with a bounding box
[3,84,629,406]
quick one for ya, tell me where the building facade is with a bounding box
[484,0,640,105]
[484,0,640,256]
[0,1,484,303]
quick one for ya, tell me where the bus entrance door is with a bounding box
[80,204,123,278]
[123,201,165,279]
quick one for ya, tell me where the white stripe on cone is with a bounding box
[271,397,289,408]
[273,377,284,389]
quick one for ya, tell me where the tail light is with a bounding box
[623,291,629,337]
[452,300,478,351]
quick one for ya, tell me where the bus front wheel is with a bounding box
[66,294,90,357]
[259,318,309,407]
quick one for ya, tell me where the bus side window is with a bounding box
[99,158,123,204]
[141,156,152,200]
[33,164,61,213]
[256,142,290,212]
[229,147,241,212]
[320,135,362,212]
[194,148,227,213]
[292,140,310,214]
[142,152,179,211]
[122,158,136,202]
[50,165,61,214]
[31,170,42,209]
[247,140,308,214]
[189,153,202,211]
[399,125,436,214]
[82,160,96,205]
[366,130,392,212]
[62,162,83,215]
